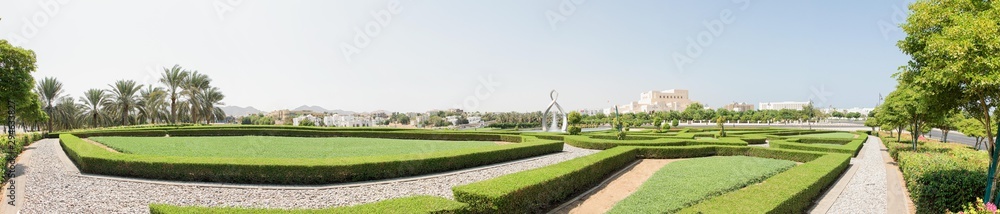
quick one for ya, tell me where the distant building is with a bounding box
[605,89,695,114]
[723,102,755,112]
[292,115,320,126]
[758,101,811,110]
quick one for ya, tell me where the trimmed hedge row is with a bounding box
[452,146,847,213]
[882,136,987,213]
[150,196,468,214]
[678,152,851,213]
[770,135,868,157]
[453,146,637,213]
[562,135,747,150]
[60,133,562,185]
[47,125,419,138]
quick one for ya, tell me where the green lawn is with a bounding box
[608,156,796,214]
[90,136,500,159]
[792,132,856,138]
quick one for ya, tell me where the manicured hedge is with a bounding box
[739,135,767,145]
[452,146,845,213]
[770,135,868,157]
[60,133,562,185]
[562,135,747,150]
[453,147,638,213]
[150,196,468,214]
[678,153,851,213]
[882,136,987,213]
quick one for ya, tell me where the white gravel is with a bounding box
[827,137,887,214]
[22,139,598,213]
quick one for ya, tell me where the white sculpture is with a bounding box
[542,90,568,132]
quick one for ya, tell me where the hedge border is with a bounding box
[451,146,849,213]
[150,196,468,214]
[59,130,562,185]
[770,134,868,157]
[562,135,748,150]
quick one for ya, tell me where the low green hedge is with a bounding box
[452,146,846,213]
[678,152,851,213]
[150,196,468,214]
[794,137,853,145]
[562,135,747,150]
[60,134,562,185]
[739,135,767,145]
[453,147,638,213]
[770,135,868,157]
[882,136,987,214]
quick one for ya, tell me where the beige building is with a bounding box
[723,102,755,111]
[758,101,811,110]
[606,89,694,114]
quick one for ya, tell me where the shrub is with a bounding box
[453,145,845,213]
[770,135,867,157]
[567,126,581,135]
[562,135,747,150]
[453,147,638,213]
[149,196,468,214]
[739,135,767,145]
[60,133,563,185]
[884,137,988,214]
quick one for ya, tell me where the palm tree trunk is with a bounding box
[46,106,53,133]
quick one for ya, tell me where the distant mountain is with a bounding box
[292,105,355,115]
[219,106,264,117]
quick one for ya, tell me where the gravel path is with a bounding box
[827,137,887,214]
[22,139,599,213]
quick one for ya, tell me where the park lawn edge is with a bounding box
[59,129,563,185]
[149,196,467,214]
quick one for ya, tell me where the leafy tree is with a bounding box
[864,113,879,133]
[299,119,316,127]
[683,103,704,123]
[831,111,845,118]
[895,0,1000,202]
[671,119,679,127]
[801,103,818,130]
[716,116,726,137]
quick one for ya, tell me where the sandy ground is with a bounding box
[83,138,120,153]
[553,159,681,214]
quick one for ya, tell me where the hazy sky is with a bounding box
[1,0,911,112]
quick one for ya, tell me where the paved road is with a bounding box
[925,129,984,150]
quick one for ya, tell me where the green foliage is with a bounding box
[149,196,468,214]
[298,119,316,126]
[567,126,581,135]
[567,111,581,125]
[679,153,851,213]
[453,147,638,213]
[771,135,867,157]
[608,156,796,213]
[59,130,562,185]
[0,40,46,124]
[562,135,747,150]
[91,136,498,159]
[883,137,988,213]
[672,119,679,127]
[485,123,540,129]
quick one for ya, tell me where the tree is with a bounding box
[35,77,63,132]
[80,89,108,128]
[864,112,879,133]
[183,72,211,124]
[801,103,818,130]
[137,86,167,125]
[159,65,189,124]
[108,80,143,126]
[831,111,845,118]
[896,0,1000,203]
[567,111,582,135]
[198,87,225,124]
[299,119,316,126]
[716,116,727,137]
[671,119,679,127]
[684,103,704,123]
[1,39,45,175]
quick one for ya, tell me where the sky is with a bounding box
[0,0,913,113]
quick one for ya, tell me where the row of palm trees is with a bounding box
[34,65,226,132]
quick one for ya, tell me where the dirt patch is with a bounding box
[553,159,682,214]
[83,139,121,153]
[494,141,514,146]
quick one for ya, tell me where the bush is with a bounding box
[60,133,563,185]
[563,135,747,150]
[739,135,767,145]
[770,135,867,157]
[567,126,581,135]
[882,136,987,214]
[453,145,845,213]
[453,147,638,213]
[150,196,468,214]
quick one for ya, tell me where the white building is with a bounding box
[606,89,694,114]
[292,115,320,126]
[758,101,811,110]
[322,114,373,127]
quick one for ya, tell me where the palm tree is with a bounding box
[35,77,64,132]
[53,97,84,130]
[80,89,108,128]
[183,72,211,124]
[108,80,143,126]
[198,87,225,123]
[138,85,167,124]
[159,65,189,124]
